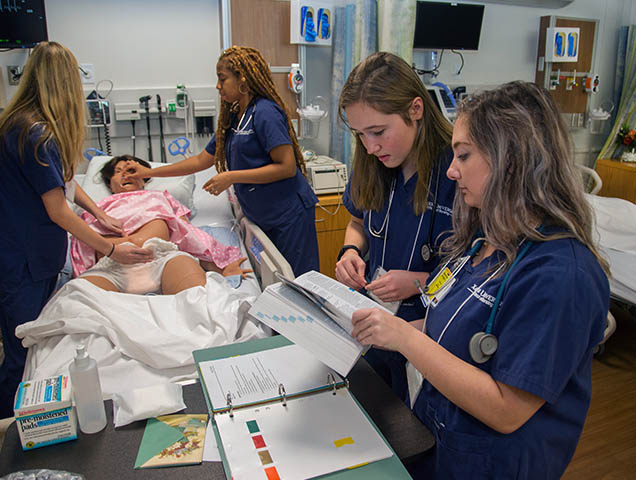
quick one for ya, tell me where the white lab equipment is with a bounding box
[306,156,347,194]
[288,63,304,93]
[588,99,613,134]
[297,103,328,139]
[425,86,456,122]
[68,345,107,434]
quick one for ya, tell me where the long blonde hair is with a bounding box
[338,51,453,215]
[442,81,609,273]
[0,41,86,182]
[214,46,306,175]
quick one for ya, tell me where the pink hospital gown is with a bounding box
[70,190,242,277]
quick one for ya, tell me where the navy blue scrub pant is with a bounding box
[263,205,319,277]
[0,275,56,419]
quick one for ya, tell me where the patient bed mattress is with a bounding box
[18,168,269,397]
[587,194,636,305]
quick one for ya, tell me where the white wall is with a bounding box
[0,0,222,169]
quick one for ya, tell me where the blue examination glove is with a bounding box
[304,15,317,42]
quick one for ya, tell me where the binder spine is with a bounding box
[215,375,348,416]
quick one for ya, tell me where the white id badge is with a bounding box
[406,361,424,409]
[367,266,401,314]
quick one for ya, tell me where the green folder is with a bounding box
[193,335,412,480]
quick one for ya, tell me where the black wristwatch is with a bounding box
[337,244,362,261]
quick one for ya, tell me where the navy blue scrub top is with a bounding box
[343,148,455,321]
[205,97,317,230]
[0,127,67,294]
[413,231,609,479]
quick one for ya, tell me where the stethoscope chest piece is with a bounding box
[421,244,432,262]
[469,332,498,364]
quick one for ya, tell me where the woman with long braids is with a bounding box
[126,46,319,276]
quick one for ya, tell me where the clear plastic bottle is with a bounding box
[68,345,107,434]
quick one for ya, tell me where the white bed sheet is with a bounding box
[587,194,636,305]
[18,273,268,397]
[18,168,269,397]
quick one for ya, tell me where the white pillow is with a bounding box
[80,156,196,211]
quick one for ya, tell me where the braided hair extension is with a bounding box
[216,46,306,175]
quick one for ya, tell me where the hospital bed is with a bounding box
[579,166,636,347]
[16,157,293,398]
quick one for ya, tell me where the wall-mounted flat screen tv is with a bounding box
[413,1,484,51]
[0,0,48,49]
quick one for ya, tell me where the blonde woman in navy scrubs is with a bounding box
[336,52,455,397]
[351,82,610,479]
[0,42,152,418]
[126,47,319,276]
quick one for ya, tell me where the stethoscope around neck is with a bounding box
[426,226,543,364]
[368,165,441,269]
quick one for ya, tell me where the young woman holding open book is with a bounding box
[335,52,456,398]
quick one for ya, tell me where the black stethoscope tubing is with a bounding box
[421,162,442,262]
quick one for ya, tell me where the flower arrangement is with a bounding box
[617,124,636,148]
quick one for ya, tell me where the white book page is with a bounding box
[199,344,338,411]
[294,271,388,333]
[249,284,363,377]
[216,389,393,480]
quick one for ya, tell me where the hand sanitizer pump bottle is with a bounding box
[69,345,107,434]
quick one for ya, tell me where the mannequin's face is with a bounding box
[110,161,145,193]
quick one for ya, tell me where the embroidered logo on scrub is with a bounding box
[468,283,495,307]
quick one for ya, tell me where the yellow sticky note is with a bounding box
[334,436,354,448]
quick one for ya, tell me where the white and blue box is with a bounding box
[14,375,78,450]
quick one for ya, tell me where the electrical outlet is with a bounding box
[7,65,22,86]
[79,64,95,84]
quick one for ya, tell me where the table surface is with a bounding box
[0,358,433,479]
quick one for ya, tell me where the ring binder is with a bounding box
[194,338,404,480]
[226,393,234,418]
[327,373,337,395]
[278,383,287,407]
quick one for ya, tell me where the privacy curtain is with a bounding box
[597,25,636,163]
[329,0,416,167]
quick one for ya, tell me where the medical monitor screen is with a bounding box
[0,0,48,49]
[413,1,484,51]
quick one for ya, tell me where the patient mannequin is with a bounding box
[78,155,251,295]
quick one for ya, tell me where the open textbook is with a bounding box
[248,270,388,377]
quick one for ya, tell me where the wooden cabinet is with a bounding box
[596,159,636,204]
[315,194,350,279]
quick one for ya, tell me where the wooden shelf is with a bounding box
[315,194,350,279]
[595,158,636,203]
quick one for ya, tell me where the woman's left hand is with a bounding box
[94,210,125,235]
[203,172,234,196]
[352,308,413,351]
[366,270,429,303]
